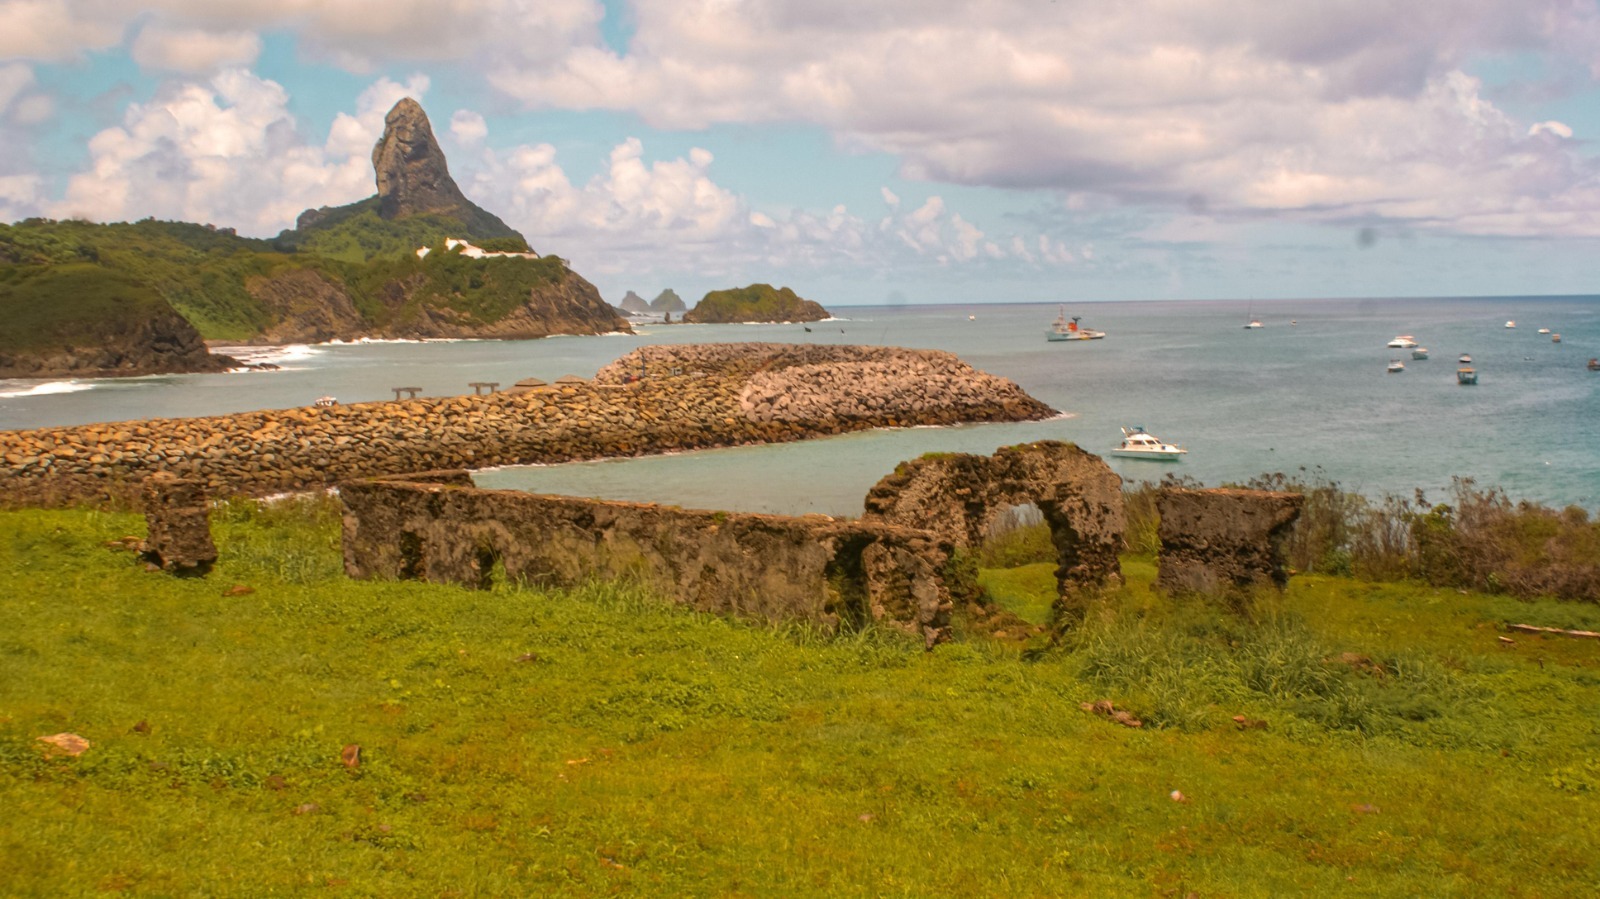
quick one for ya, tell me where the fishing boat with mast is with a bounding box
[1046,306,1105,341]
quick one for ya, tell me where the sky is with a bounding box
[1,1,1599,307]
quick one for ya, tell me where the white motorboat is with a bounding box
[1538,328,1551,334]
[1458,353,1472,364]
[1387,360,1405,373]
[1505,320,1516,328]
[1387,335,1419,348]
[1110,427,1187,460]
[1047,306,1105,341]
[1412,347,1429,360]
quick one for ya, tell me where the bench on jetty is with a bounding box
[468,382,499,395]
[391,386,423,400]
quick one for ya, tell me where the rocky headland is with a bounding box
[0,266,236,379]
[0,343,1055,506]
[0,98,626,374]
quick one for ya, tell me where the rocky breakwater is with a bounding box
[1,343,1056,507]
[602,343,1056,429]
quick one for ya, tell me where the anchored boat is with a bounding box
[1109,427,1187,461]
[1047,306,1105,341]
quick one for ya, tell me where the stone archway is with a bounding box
[860,441,1125,620]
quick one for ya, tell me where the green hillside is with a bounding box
[2,500,1598,895]
[275,197,531,264]
[0,216,569,343]
[0,264,178,352]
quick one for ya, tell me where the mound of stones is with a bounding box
[2,343,1056,507]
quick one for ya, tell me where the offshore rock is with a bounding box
[617,290,651,314]
[650,289,687,313]
[684,284,829,323]
[372,98,522,241]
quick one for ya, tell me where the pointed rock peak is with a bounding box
[370,98,525,243]
[618,290,651,313]
[373,98,460,220]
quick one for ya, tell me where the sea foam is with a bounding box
[0,380,93,399]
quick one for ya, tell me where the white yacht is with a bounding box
[1110,427,1187,460]
[1387,360,1405,373]
[1386,335,1419,348]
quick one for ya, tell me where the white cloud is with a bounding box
[0,0,604,70]
[49,70,421,232]
[0,64,33,114]
[0,0,125,61]
[0,173,42,219]
[130,24,262,74]
[484,0,1600,237]
[1528,120,1574,138]
[450,109,488,145]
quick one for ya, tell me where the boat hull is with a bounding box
[1108,448,1187,461]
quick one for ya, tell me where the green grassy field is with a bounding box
[3,500,1599,896]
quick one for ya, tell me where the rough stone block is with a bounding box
[141,472,217,575]
[1156,488,1303,597]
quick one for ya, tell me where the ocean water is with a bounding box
[3,297,1597,516]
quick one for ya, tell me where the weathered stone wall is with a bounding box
[1156,487,1304,597]
[1,343,1055,507]
[340,474,962,647]
[861,441,1125,619]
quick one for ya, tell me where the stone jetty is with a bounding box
[0,343,1056,507]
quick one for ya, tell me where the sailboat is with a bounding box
[1243,303,1262,329]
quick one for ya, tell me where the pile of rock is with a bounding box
[1,343,1058,507]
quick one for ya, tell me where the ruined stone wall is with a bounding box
[1,344,1055,507]
[339,474,962,647]
[861,441,1125,617]
[1156,487,1304,597]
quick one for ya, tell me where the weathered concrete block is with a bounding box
[141,472,216,574]
[1156,487,1303,597]
[340,473,964,647]
[861,441,1125,620]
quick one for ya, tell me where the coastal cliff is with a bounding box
[0,266,234,379]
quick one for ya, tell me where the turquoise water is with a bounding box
[4,297,1598,515]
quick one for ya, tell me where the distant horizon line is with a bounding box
[818,293,1600,308]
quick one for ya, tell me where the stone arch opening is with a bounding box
[823,534,876,630]
[860,441,1125,622]
[398,531,425,580]
[473,542,502,590]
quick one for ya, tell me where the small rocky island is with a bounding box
[684,284,829,323]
